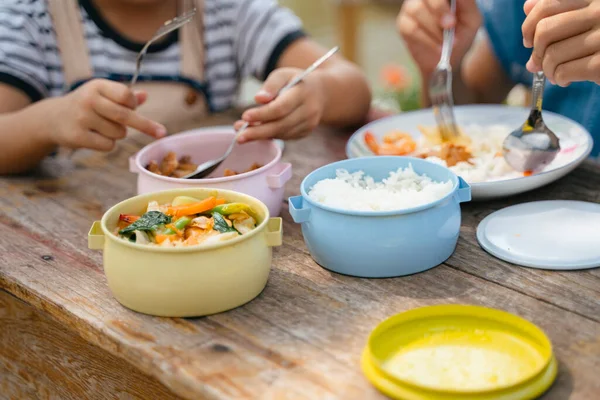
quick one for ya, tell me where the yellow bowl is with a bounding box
[88,188,282,317]
[362,305,557,400]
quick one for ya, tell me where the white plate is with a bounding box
[477,200,600,270]
[346,105,593,200]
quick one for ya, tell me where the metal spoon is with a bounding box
[181,46,340,180]
[503,71,560,172]
[66,8,196,158]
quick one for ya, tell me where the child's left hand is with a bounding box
[234,67,325,143]
[522,0,600,86]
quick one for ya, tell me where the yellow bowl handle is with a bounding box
[265,217,282,247]
[88,221,105,250]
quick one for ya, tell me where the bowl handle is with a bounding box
[289,196,311,223]
[455,177,471,203]
[88,221,105,250]
[266,163,292,189]
[265,217,282,247]
[129,155,141,174]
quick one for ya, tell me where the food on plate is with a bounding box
[363,125,542,182]
[115,195,258,247]
[224,162,262,177]
[382,329,544,391]
[364,131,417,156]
[307,165,453,212]
[145,152,262,178]
[417,142,473,167]
[365,130,472,167]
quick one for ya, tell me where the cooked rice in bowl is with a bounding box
[307,165,453,212]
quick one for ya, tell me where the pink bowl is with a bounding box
[129,127,292,216]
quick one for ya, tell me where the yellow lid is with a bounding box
[362,305,557,400]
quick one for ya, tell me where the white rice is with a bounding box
[420,124,581,183]
[421,124,517,183]
[308,164,453,212]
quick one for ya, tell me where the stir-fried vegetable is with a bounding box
[167,197,217,218]
[119,214,140,224]
[212,212,237,234]
[119,211,172,234]
[114,195,258,247]
[210,203,258,220]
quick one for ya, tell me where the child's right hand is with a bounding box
[397,0,482,79]
[50,79,166,151]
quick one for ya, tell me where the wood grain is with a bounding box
[0,120,599,399]
[0,290,184,400]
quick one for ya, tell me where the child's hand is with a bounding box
[234,68,325,143]
[50,79,166,151]
[397,0,481,78]
[522,0,600,87]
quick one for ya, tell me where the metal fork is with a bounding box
[428,0,460,142]
[130,8,196,86]
[65,8,196,158]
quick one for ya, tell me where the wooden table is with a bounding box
[1,119,599,399]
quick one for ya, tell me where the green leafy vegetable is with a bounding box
[212,212,238,234]
[119,211,171,235]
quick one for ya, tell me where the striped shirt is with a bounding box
[0,0,305,112]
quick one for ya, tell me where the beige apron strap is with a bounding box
[180,0,205,81]
[47,0,93,89]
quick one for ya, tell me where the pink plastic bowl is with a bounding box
[129,127,292,216]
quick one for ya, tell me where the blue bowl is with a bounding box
[288,157,471,278]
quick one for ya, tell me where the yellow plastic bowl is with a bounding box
[362,305,557,400]
[88,188,282,317]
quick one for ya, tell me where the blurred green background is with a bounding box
[240,1,410,104]
[239,0,527,107]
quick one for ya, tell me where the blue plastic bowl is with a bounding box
[288,157,471,278]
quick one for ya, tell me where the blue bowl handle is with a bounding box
[289,196,311,223]
[456,177,471,203]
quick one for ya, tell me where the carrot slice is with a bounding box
[523,170,533,177]
[155,234,172,244]
[364,131,380,155]
[215,198,226,205]
[119,214,140,224]
[167,197,217,217]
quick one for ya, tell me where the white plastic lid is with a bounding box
[477,200,600,270]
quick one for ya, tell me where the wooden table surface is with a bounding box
[1,118,599,400]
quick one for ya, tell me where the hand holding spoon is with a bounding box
[181,46,340,179]
[503,71,560,172]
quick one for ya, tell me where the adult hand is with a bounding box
[522,0,600,86]
[397,0,482,78]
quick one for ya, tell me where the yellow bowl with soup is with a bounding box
[362,305,557,400]
[88,188,282,317]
